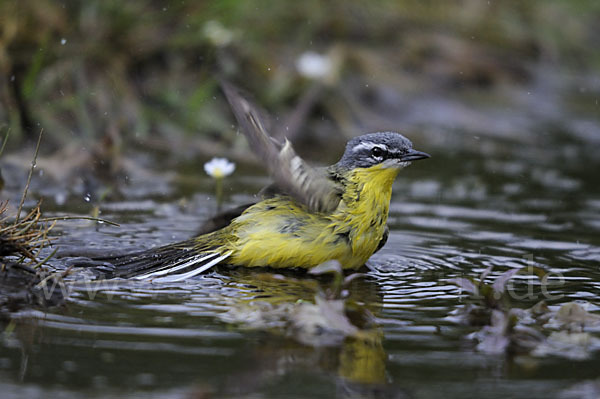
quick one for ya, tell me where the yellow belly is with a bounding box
[225,164,399,269]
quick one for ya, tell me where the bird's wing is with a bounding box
[196,202,256,235]
[221,81,342,213]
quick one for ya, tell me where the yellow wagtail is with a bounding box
[105,83,429,281]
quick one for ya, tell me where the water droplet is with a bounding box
[61,38,67,45]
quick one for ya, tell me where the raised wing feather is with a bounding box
[221,81,342,213]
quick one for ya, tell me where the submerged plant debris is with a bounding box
[450,266,600,360]
[0,201,63,316]
[218,262,377,348]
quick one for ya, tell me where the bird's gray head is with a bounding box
[337,132,430,169]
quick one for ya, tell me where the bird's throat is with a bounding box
[338,164,400,261]
[344,164,400,207]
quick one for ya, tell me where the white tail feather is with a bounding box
[132,252,228,281]
[152,251,232,282]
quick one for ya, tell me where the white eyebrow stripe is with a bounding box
[351,142,388,153]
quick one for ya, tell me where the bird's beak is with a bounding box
[400,149,430,162]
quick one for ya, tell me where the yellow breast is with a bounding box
[332,163,399,266]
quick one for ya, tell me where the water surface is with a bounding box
[2,132,599,399]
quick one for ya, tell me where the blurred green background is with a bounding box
[1,0,598,164]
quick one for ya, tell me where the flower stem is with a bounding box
[215,177,223,212]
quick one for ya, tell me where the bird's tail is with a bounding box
[97,238,231,282]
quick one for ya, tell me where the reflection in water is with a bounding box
[213,268,393,396]
[2,266,399,398]
[338,333,386,384]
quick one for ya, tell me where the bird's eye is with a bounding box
[371,147,384,159]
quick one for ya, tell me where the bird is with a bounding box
[99,82,430,281]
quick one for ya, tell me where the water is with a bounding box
[2,99,600,398]
[1,151,597,398]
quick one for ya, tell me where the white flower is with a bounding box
[204,157,235,179]
[203,20,233,47]
[296,52,333,80]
